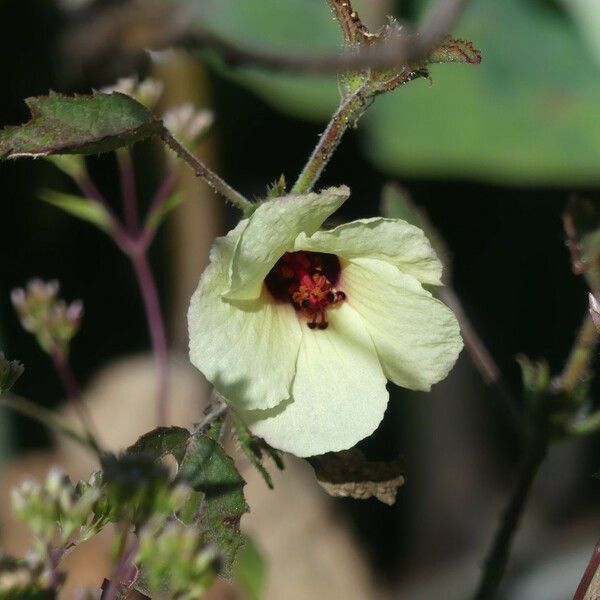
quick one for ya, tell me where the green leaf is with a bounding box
[145,193,185,232]
[126,426,191,465]
[365,0,600,185]
[0,92,163,159]
[428,36,482,65]
[232,414,283,489]
[0,352,24,395]
[39,189,112,233]
[233,535,266,600]
[190,0,600,184]
[178,432,249,577]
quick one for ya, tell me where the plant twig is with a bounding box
[559,314,598,394]
[161,130,253,213]
[0,392,99,452]
[292,86,368,194]
[574,536,600,600]
[472,433,547,599]
[117,149,141,233]
[129,252,170,427]
[51,350,101,452]
[177,0,473,74]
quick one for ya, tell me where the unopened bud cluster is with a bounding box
[101,76,164,109]
[11,468,106,553]
[136,522,219,600]
[0,352,24,395]
[11,279,83,356]
[163,104,214,147]
[0,552,55,598]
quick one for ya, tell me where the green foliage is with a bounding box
[232,414,283,489]
[0,554,55,600]
[0,92,163,159]
[0,352,24,395]
[126,425,250,578]
[135,522,219,600]
[192,0,600,184]
[178,424,249,577]
[39,189,112,233]
[234,535,266,600]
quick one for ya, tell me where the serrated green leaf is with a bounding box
[145,193,185,232]
[234,535,266,600]
[126,426,191,465]
[0,92,163,159]
[178,433,248,577]
[428,36,482,65]
[39,189,112,233]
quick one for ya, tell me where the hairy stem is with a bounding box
[292,87,367,194]
[472,434,547,599]
[129,251,169,426]
[161,130,253,213]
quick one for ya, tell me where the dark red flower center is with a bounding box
[264,251,346,330]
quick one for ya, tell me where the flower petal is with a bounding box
[224,186,350,300]
[188,226,302,410]
[343,258,462,391]
[294,217,442,285]
[242,302,389,457]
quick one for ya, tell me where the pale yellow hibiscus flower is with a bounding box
[188,186,462,457]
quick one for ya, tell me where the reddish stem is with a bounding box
[129,251,169,426]
[574,537,600,600]
[51,350,101,452]
[117,150,141,233]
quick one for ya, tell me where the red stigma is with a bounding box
[265,251,346,329]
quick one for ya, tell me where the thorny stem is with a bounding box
[129,251,170,427]
[161,129,253,214]
[574,537,600,600]
[292,87,368,194]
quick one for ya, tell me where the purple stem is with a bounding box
[574,537,600,600]
[117,150,141,233]
[138,168,179,250]
[129,251,170,426]
[51,350,101,452]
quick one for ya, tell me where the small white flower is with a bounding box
[188,187,462,457]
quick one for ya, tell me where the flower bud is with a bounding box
[11,280,83,356]
[101,77,163,108]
